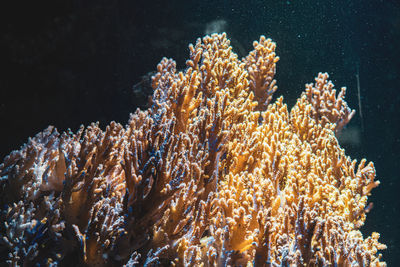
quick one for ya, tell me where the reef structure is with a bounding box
[0,33,386,266]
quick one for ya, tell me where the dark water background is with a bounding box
[0,0,399,264]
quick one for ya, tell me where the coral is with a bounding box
[0,33,385,266]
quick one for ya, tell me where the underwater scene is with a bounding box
[0,0,399,266]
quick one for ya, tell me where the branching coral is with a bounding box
[0,33,385,266]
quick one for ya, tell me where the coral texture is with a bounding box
[0,33,385,266]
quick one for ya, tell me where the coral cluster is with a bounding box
[0,33,385,266]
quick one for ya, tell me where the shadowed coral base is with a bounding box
[0,33,385,266]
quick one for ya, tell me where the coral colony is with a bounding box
[0,33,386,266]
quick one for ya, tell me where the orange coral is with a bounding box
[0,33,385,266]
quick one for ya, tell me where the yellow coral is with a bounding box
[0,33,385,266]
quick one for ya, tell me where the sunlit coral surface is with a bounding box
[0,33,385,266]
